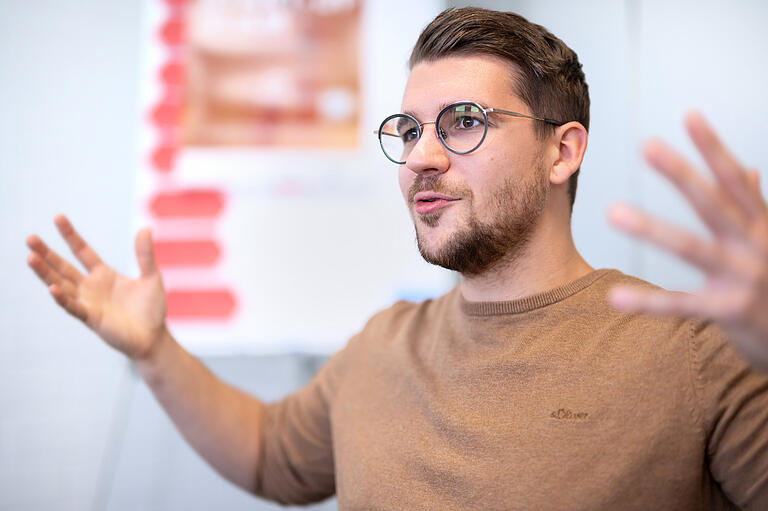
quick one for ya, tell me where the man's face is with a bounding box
[398,55,551,276]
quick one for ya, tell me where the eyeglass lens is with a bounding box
[379,115,419,164]
[378,103,488,164]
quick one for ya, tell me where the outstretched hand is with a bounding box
[607,112,768,370]
[26,215,168,361]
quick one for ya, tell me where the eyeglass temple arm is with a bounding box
[373,129,401,137]
[487,107,563,126]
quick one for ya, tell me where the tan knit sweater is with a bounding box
[255,269,768,510]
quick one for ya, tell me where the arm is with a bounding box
[135,327,266,493]
[26,215,265,493]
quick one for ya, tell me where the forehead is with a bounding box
[401,54,523,117]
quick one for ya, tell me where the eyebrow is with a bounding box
[402,100,488,121]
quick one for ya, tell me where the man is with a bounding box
[26,7,768,509]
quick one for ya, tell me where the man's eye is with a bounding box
[456,116,482,129]
[401,128,419,143]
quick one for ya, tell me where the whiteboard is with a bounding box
[135,0,454,355]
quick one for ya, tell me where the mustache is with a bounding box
[407,175,468,204]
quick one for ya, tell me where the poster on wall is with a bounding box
[136,0,451,355]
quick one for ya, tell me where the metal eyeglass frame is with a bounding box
[375,101,564,164]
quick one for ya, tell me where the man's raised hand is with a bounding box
[608,112,768,370]
[26,215,168,361]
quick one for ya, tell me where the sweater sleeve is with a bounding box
[253,342,350,505]
[690,320,768,510]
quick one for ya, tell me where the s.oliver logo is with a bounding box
[550,408,589,420]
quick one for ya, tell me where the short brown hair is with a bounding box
[409,7,590,210]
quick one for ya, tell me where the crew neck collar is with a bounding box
[458,269,616,316]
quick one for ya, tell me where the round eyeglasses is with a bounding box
[375,101,563,164]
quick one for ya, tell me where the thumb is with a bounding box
[135,227,158,277]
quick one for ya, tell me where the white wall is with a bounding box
[2,1,768,510]
[633,0,768,288]
[452,0,768,290]
[1,1,142,510]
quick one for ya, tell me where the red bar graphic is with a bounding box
[150,145,176,172]
[166,289,236,319]
[163,0,190,7]
[150,190,225,218]
[150,102,180,126]
[159,18,185,46]
[159,61,184,86]
[154,240,220,267]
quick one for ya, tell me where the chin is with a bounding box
[412,205,468,252]
[414,220,455,253]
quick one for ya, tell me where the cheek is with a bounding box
[398,167,414,202]
[463,176,499,219]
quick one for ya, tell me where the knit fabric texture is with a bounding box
[255,269,768,510]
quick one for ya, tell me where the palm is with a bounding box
[80,264,166,358]
[27,215,167,360]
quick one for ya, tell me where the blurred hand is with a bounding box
[608,111,768,370]
[26,215,167,361]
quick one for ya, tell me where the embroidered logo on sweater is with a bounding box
[550,408,588,420]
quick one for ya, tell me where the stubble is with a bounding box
[410,162,549,276]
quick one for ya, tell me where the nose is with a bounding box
[404,123,450,175]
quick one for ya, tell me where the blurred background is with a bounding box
[1,0,767,510]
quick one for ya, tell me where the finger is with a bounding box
[26,234,84,284]
[608,285,704,317]
[135,228,158,277]
[608,202,727,275]
[49,284,88,323]
[685,112,760,218]
[643,139,746,237]
[27,251,68,289]
[28,260,82,299]
[747,169,761,192]
[53,214,103,272]
[746,169,768,213]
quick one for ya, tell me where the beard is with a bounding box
[410,161,549,277]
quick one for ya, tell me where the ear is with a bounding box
[549,122,588,185]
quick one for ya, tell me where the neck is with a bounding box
[458,210,593,302]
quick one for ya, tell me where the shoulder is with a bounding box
[592,270,766,407]
[319,289,457,392]
[594,270,721,342]
[570,271,718,382]
[562,269,692,340]
[354,287,459,341]
[336,287,460,361]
